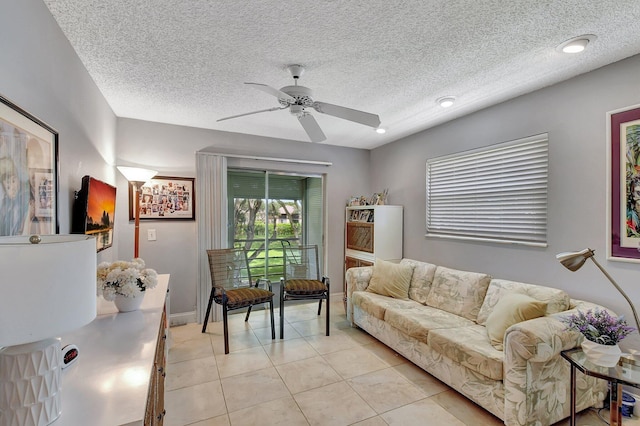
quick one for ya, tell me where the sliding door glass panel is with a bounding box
[227,170,266,283]
[304,177,323,270]
[227,170,323,283]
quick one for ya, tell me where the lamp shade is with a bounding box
[117,166,158,184]
[0,234,97,347]
[555,248,594,272]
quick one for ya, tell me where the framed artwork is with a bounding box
[72,176,117,252]
[607,104,640,262]
[0,95,58,236]
[129,176,195,220]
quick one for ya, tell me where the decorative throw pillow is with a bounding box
[400,259,437,305]
[425,266,491,321]
[485,293,548,350]
[476,278,570,326]
[366,258,414,300]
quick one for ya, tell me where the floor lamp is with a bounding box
[117,166,157,258]
[556,248,640,365]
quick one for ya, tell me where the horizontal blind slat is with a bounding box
[426,134,548,246]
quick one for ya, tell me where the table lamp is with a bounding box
[117,166,158,258]
[556,248,640,365]
[0,234,97,425]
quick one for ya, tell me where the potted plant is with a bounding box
[564,308,635,366]
[97,258,158,312]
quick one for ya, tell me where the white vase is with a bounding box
[581,339,622,367]
[114,291,145,313]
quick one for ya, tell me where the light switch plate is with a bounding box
[147,229,157,241]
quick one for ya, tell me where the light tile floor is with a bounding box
[165,297,640,426]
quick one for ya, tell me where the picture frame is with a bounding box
[607,104,640,262]
[129,176,195,220]
[0,95,58,236]
[72,176,117,252]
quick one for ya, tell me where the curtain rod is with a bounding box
[197,151,332,166]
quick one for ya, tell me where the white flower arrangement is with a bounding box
[96,258,158,301]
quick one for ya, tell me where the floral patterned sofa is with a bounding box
[345,259,608,426]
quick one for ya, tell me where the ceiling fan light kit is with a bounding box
[217,64,381,143]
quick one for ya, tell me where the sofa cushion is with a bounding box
[366,258,414,300]
[384,305,475,345]
[476,279,570,326]
[352,291,420,320]
[485,293,548,350]
[425,266,491,322]
[428,324,505,381]
[400,259,437,304]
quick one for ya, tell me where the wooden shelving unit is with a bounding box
[343,205,403,302]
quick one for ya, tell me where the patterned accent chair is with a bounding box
[202,248,275,354]
[280,244,330,339]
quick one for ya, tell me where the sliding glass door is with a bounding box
[227,169,324,283]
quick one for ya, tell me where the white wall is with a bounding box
[116,118,371,314]
[370,54,640,350]
[7,0,640,345]
[1,0,372,317]
[0,0,119,263]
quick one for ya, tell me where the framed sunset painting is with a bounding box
[72,175,117,252]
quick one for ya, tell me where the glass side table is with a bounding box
[561,348,640,426]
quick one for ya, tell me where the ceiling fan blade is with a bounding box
[298,114,326,143]
[312,101,381,128]
[217,106,286,122]
[245,83,296,103]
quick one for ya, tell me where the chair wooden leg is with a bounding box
[317,299,323,316]
[245,305,252,322]
[269,297,275,340]
[280,282,285,339]
[202,288,215,333]
[223,303,230,355]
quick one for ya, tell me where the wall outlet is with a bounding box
[147,229,157,241]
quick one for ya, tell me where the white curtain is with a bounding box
[196,152,227,323]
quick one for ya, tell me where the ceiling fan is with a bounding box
[217,65,381,143]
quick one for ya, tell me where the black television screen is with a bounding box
[72,175,116,252]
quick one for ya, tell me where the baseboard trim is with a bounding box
[169,311,197,327]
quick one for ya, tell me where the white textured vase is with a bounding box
[581,340,622,367]
[0,338,62,426]
[113,291,145,313]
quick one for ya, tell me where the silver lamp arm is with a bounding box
[588,256,640,332]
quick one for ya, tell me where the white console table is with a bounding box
[55,274,170,425]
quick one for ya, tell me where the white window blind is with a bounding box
[426,133,548,247]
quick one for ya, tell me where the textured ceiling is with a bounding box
[43,0,640,149]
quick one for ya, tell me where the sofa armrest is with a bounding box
[505,299,617,363]
[505,314,580,364]
[345,266,373,323]
[502,306,608,426]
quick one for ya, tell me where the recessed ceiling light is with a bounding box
[556,35,597,53]
[375,127,386,134]
[437,96,455,108]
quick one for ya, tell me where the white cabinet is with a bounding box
[344,205,403,299]
[57,275,170,425]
